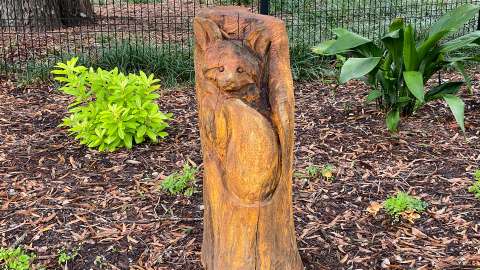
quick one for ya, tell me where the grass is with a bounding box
[290,44,335,82]
[94,40,194,87]
[7,40,194,88]
[91,0,107,4]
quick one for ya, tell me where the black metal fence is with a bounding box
[1,0,479,77]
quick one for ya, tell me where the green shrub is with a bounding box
[468,170,480,199]
[0,247,35,270]
[313,4,480,132]
[161,162,198,196]
[384,192,427,221]
[52,57,172,152]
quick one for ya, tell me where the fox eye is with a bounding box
[237,67,244,73]
[218,66,225,72]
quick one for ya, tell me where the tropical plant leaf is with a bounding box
[366,89,383,102]
[450,61,472,94]
[382,29,404,71]
[417,5,479,61]
[446,55,480,62]
[386,108,400,132]
[443,94,465,132]
[339,57,381,84]
[311,40,336,55]
[429,4,480,38]
[403,24,418,71]
[389,18,405,32]
[310,6,477,133]
[313,28,374,55]
[403,71,425,102]
[425,81,464,101]
[441,31,480,53]
[417,30,449,60]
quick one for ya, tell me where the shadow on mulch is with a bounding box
[0,68,479,270]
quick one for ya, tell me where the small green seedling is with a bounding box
[0,247,35,270]
[384,192,427,223]
[161,162,198,196]
[305,164,335,181]
[305,165,320,177]
[321,164,335,181]
[94,255,106,269]
[468,170,480,200]
[57,248,78,268]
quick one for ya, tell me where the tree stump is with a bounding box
[193,7,303,270]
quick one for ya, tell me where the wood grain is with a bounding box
[194,7,303,270]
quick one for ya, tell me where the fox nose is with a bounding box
[220,74,235,90]
[222,80,235,90]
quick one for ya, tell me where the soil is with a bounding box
[1,68,480,269]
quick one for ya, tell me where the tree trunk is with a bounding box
[58,0,94,26]
[0,0,93,28]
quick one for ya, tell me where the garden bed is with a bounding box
[1,68,479,269]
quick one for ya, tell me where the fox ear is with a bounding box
[245,28,271,58]
[194,17,224,51]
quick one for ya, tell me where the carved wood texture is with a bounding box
[194,7,303,270]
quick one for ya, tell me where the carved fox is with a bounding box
[194,8,303,270]
[195,17,280,205]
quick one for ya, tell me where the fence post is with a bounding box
[477,10,480,30]
[260,0,269,15]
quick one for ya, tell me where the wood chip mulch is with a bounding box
[1,69,479,269]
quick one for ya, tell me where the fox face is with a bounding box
[203,40,260,92]
[195,17,270,94]
[194,17,272,114]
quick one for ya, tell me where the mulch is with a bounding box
[1,68,479,270]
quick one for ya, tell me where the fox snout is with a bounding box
[218,73,239,91]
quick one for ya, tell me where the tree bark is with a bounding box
[58,0,94,26]
[194,7,303,270]
[0,0,93,28]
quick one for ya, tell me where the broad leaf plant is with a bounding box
[313,4,480,132]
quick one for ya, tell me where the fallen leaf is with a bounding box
[366,202,383,216]
[411,227,427,238]
[401,210,420,224]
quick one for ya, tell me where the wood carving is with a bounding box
[194,7,303,270]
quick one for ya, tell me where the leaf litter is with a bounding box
[0,68,479,269]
